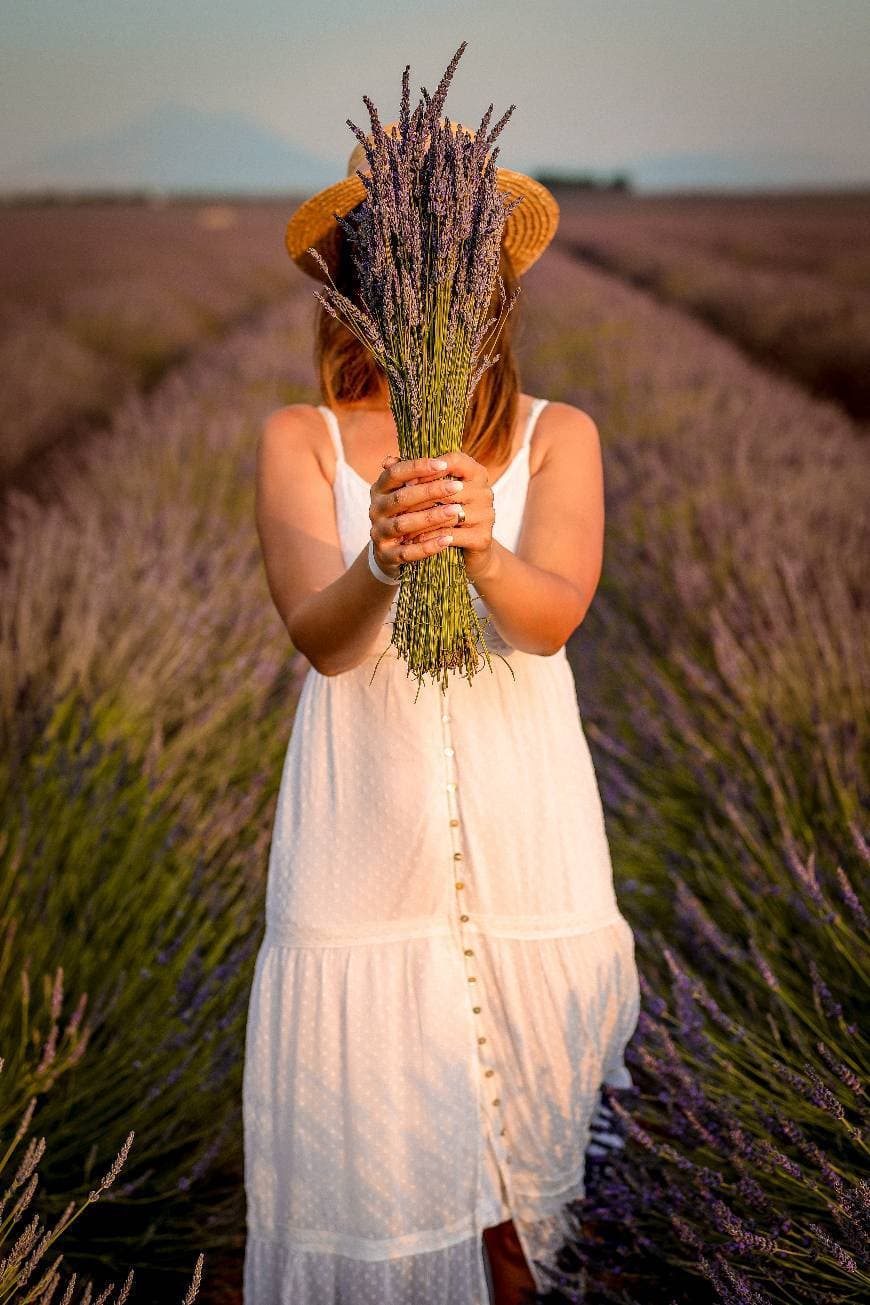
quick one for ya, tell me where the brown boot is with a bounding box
[482,1219,538,1305]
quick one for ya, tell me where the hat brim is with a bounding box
[285,167,560,283]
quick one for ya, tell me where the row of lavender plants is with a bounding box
[519,245,867,1301]
[0,963,203,1301]
[0,282,320,1299]
[1,226,866,1300]
[0,199,296,479]
[553,191,870,422]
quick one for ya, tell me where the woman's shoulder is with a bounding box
[528,397,601,476]
[534,396,598,431]
[258,403,333,481]
[260,401,327,439]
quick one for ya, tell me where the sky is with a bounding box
[2,0,869,190]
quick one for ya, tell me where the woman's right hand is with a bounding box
[369,454,466,579]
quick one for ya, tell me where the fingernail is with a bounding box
[432,459,448,470]
[438,534,453,545]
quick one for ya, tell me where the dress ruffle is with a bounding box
[243,917,639,1300]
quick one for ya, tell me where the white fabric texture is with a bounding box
[242,396,641,1303]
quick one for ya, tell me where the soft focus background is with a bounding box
[0,3,867,1303]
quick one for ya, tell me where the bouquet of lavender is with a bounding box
[308,41,523,695]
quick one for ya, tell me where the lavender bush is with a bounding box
[553,191,870,422]
[0,693,251,1294]
[0,287,321,1297]
[0,198,297,480]
[310,41,522,692]
[518,246,868,1301]
[0,972,203,1303]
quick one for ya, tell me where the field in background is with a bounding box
[0,198,298,485]
[553,187,870,423]
[0,193,865,1304]
[2,188,868,491]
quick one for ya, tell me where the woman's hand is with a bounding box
[369,454,468,578]
[370,450,496,582]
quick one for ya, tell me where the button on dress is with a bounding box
[242,397,641,1304]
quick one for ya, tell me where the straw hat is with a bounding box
[285,118,560,283]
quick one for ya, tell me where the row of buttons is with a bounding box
[440,702,513,1178]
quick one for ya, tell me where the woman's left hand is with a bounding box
[380,450,496,582]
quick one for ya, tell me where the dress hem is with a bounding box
[245,1204,505,1261]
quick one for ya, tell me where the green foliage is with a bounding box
[525,250,868,1301]
[0,969,204,1303]
[0,692,261,1294]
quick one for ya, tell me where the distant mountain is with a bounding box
[618,148,869,192]
[2,103,341,194]
[6,111,867,198]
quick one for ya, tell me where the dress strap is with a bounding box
[521,397,549,451]
[317,405,345,464]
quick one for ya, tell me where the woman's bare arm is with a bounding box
[255,407,459,676]
[448,402,606,656]
[256,400,604,673]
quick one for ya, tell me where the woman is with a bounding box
[242,122,641,1305]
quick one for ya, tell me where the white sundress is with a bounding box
[242,396,641,1304]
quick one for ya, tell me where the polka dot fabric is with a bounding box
[242,397,641,1302]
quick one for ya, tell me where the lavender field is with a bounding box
[0,198,296,485]
[0,196,866,1304]
[553,188,870,424]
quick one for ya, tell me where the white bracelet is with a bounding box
[368,539,402,585]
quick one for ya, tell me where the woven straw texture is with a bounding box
[285,150,560,283]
